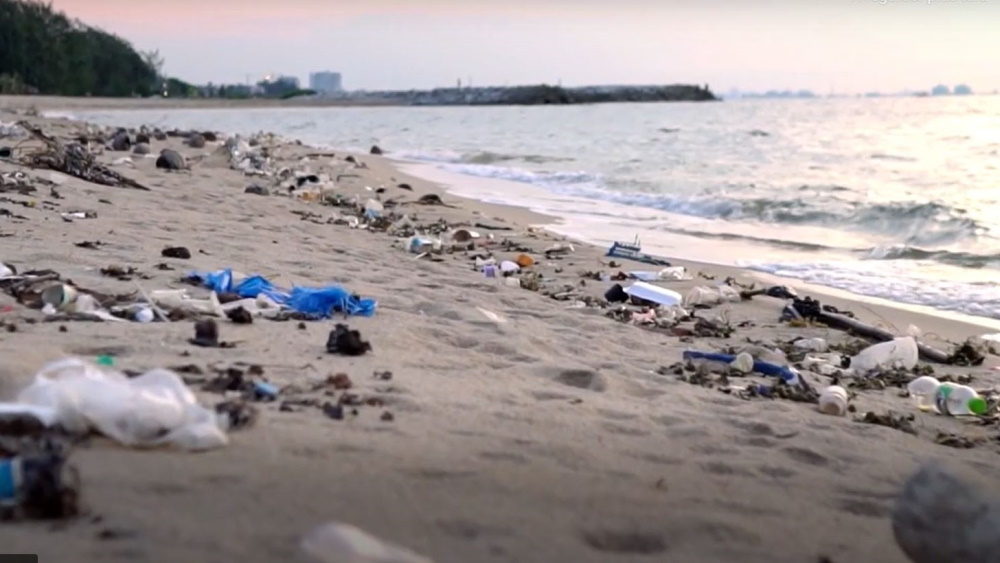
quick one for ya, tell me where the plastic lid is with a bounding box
[968,397,988,416]
[96,355,114,367]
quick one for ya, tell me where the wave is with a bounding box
[744,260,1000,319]
[392,149,574,166]
[394,147,988,249]
[863,244,1000,269]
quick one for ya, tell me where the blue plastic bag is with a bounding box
[187,269,376,318]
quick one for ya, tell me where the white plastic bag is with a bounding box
[15,358,227,451]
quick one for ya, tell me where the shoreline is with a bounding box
[3,99,1000,562]
[25,99,1000,329]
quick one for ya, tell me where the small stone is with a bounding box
[135,133,151,144]
[370,145,383,155]
[186,133,206,148]
[380,411,395,422]
[161,246,191,259]
[328,373,353,390]
[132,143,150,155]
[109,131,131,151]
[153,130,167,141]
[244,185,269,196]
[155,149,186,170]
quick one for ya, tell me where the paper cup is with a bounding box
[40,284,77,309]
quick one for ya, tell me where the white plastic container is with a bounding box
[935,383,988,416]
[818,385,849,416]
[624,282,683,307]
[850,336,919,373]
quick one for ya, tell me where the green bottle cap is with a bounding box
[96,355,114,367]
[968,397,988,416]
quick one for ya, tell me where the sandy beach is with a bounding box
[2,96,1000,563]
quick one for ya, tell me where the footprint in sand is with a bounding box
[580,529,668,554]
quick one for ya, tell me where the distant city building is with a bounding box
[930,84,951,96]
[309,71,343,93]
[257,74,300,97]
[953,84,973,95]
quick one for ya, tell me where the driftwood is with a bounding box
[15,122,151,191]
[892,462,1000,563]
[815,310,951,364]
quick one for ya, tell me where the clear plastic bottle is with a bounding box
[907,376,942,412]
[935,383,988,416]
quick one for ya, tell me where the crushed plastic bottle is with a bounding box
[849,336,919,373]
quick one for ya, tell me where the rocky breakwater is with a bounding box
[326,83,717,106]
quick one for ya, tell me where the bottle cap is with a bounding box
[968,397,988,416]
[96,355,114,367]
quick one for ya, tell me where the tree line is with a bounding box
[0,0,163,97]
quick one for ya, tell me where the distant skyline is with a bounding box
[48,0,1000,94]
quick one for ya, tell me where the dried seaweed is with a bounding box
[15,122,150,191]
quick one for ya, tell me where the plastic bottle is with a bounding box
[906,376,942,412]
[935,383,988,416]
[849,336,919,373]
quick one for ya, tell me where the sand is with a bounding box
[1,97,1000,563]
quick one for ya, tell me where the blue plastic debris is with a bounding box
[682,350,800,385]
[187,268,376,319]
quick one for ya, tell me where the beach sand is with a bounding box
[1,97,1000,563]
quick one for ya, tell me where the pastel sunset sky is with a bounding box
[48,0,999,93]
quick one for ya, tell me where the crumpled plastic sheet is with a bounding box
[188,268,377,318]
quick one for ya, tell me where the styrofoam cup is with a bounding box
[818,385,848,416]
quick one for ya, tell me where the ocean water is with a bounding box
[58,96,1000,321]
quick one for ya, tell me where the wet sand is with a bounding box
[0,98,999,563]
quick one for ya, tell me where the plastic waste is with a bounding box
[683,350,801,385]
[730,352,754,373]
[793,337,828,353]
[657,266,687,281]
[849,336,918,373]
[11,358,229,451]
[818,385,848,416]
[624,282,682,307]
[0,261,13,278]
[934,382,988,416]
[364,199,384,219]
[187,268,376,318]
[149,289,224,317]
[301,522,433,563]
[907,376,942,412]
[683,285,741,307]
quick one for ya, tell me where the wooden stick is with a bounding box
[816,310,951,363]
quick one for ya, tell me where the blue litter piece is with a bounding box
[189,269,376,318]
[682,351,799,384]
[0,458,21,506]
[234,275,275,298]
[188,269,234,294]
[286,286,377,318]
[253,381,279,400]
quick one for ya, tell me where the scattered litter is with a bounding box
[818,385,848,416]
[187,268,377,319]
[476,307,507,324]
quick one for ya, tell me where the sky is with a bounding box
[49,0,1000,94]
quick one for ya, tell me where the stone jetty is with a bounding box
[316,84,717,106]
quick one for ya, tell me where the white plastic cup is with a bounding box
[40,284,77,309]
[818,385,849,416]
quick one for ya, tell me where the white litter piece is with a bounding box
[476,307,507,324]
[301,522,433,563]
[11,358,229,451]
[623,281,682,307]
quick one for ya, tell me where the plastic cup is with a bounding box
[40,284,77,309]
[818,385,849,416]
